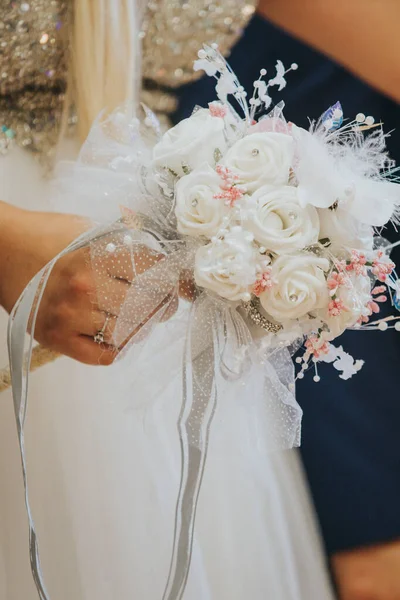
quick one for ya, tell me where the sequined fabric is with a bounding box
[0,0,256,161]
[0,0,69,161]
[140,0,256,114]
[141,0,256,88]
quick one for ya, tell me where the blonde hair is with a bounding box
[71,0,144,141]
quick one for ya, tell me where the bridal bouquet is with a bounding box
[148,45,400,382]
[8,45,400,600]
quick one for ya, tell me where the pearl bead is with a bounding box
[313,375,321,383]
[260,68,267,76]
[251,148,259,156]
[191,198,198,207]
[378,321,388,331]
[288,211,297,220]
[198,49,207,59]
[106,243,116,254]
[297,372,304,379]
[395,321,400,331]
[365,115,375,126]
[291,63,298,70]
[356,113,365,123]
[259,246,266,254]
[289,294,298,303]
[242,292,251,302]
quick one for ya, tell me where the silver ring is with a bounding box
[94,313,112,345]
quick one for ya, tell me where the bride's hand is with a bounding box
[0,202,174,365]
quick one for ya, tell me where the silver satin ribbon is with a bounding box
[163,297,218,600]
[7,227,301,600]
[7,228,118,600]
[7,228,222,600]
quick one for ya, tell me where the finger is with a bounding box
[84,310,119,346]
[39,329,117,366]
[110,292,179,350]
[92,236,164,284]
[66,275,131,327]
[74,335,118,366]
[96,277,132,316]
[66,291,179,363]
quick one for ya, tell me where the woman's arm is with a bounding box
[258,0,400,103]
[0,201,118,364]
[0,202,179,365]
[0,202,159,365]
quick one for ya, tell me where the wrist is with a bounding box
[0,204,91,314]
[0,202,40,313]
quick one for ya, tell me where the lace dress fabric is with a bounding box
[0,0,256,161]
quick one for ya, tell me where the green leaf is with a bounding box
[214,148,223,164]
[181,162,191,175]
[166,166,179,178]
[318,237,331,247]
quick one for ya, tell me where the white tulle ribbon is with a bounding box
[163,293,301,600]
[8,235,301,600]
[7,109,302,599]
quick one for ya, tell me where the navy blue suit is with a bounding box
[173,16,400,555]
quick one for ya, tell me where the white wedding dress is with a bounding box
[0,145,335,599]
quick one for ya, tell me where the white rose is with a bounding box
[194,227,258,301]
[260,253,329,321]
[318,207,374,251]
[222,132,293,192]
[175,164,229,238]
[321,272,371,341]
[244,185,319,253]
[152,109,227,176]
